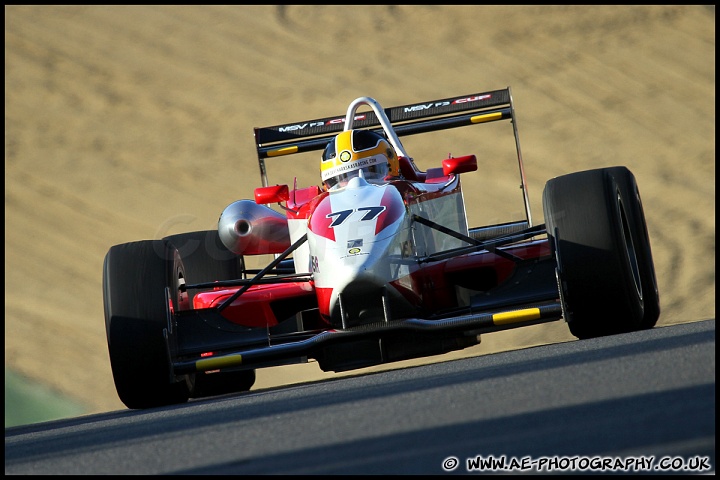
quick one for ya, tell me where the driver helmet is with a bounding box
[321,129,399,190]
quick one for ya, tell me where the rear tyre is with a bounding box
[542,166,660,339]
[608,168,660,330]
[163,230,256,398]
[103,240,191,409]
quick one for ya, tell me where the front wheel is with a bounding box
[542,166,660,339]
[103,240,191,409]
[163,230,257,397]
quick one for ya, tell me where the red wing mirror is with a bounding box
[442,155,477,176]
[254,184,289,204]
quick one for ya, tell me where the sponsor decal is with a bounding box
[322,155,382,180]
[277,123,308,132]
[340,150,352,162]
[348,247,361,255]
[404,102,451,112]
[402,94,492,113]
[311,255,319,273]
[325,114,366,126]
[277,114,368,133]
[452,94,491,104]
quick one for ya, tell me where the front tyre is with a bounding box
[163,230,257,397]
[542,166,660,339]
[103,240,191,409]
[163,230,245,298]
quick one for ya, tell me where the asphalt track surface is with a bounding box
[5,319,715,475]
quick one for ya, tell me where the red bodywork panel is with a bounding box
[391,240,552,313]
[193,282,316,328]
[193,239,551,328]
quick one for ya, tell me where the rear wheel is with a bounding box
[542,166,660,339]
[610,168,660,330]
[103,240,191,409]
[163,230,257,398]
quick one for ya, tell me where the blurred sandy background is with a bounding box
[5,6,715,416]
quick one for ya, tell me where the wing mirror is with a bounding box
[442,155,477,176]
[254,185,289,205]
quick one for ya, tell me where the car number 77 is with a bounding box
[326,206,386,227]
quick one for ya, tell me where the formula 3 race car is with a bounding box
[103,87,660,409]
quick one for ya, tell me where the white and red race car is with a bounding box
[103,87,660,409]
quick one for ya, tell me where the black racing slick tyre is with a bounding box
[542,166,660,339]
[103,240,191,409]
[611,167,660,330]
[163,230,256,398]
[163,230,245,294]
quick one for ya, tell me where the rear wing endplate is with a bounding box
[253,86,532,225]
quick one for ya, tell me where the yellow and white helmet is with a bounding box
[321,129,399,190]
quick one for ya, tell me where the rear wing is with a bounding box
[253,86,532,224]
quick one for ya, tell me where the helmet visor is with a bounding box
[323,154,389,189]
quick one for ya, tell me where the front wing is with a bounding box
[171,299,563,375]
